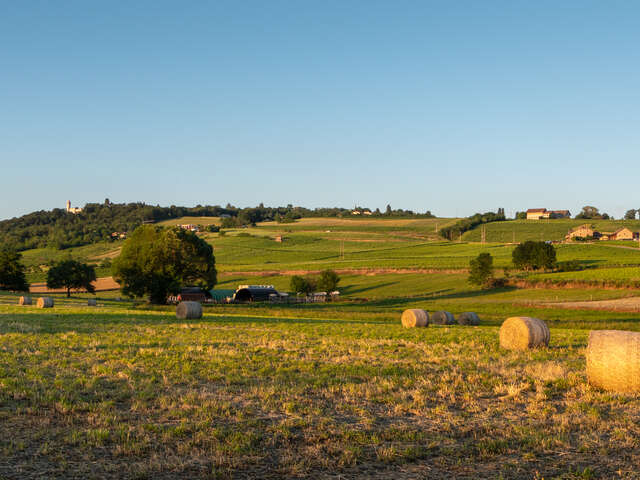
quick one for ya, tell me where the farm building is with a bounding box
[526,208,571,220]
[208,289,236,302]
[600,227,636,241]
[233,285,283,302]
[167,287,211,303]
[526,208,548,220]
[548,210,571,219]
[179,224,199,232]
[566,225,638,241]
[566,224,598,240]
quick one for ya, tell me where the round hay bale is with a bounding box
[431,311,455,325]
[499,317,549,350]
[87,298,97,307]
[586,330,640,393]
[401,309,429,328]
[36,297,54,309]
[18,296,32,306]
[457,312,480,325]
[176,301,202,320]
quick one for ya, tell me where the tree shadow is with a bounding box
[0,309,390,334]
[340,281,399,296]
[363,287,518,308]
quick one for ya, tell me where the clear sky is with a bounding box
[2,1,639,220]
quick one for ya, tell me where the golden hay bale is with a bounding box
[499,317,549,350]
[457,312,480,326]
[401,309,429,328]
[87,298,97,307]
[431,311,455,325]
[176,301,203,320]
[586,330,640,393]
[18,296,32,306]
[36,297,54,309]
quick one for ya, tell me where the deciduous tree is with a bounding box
[512,241,557,271]
[468,253,494,288]
[0,248,29,292]
[112,226,216,304]
[46,259,96,297]
[317,269,340,292]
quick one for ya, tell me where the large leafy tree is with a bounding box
[46,260,96,297]
[0,248,29,292]
[317,269,340,292]
[112,226,217,304]
[512,241,557,271]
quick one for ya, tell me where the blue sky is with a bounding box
[2,1,639,220]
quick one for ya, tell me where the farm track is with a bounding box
[219,267,468,276]
[29,277,120,293]
[543,296,640,312]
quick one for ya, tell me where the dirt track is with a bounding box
[29,277,120,293]
[545,296,640,312]
[219,267,468,276]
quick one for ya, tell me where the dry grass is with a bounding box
[0,304,638,479]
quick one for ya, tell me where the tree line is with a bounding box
[0,201,436,252]
[439,209,506,241]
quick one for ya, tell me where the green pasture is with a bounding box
[463,218,640,242]
[13,217,640,286]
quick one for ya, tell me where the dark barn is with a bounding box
[233,285,279,302]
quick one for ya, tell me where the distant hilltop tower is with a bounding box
[66,200,83,214]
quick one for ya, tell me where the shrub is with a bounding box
[556,260,584,272]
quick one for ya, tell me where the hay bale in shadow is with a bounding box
[457,312,480,325]
[18,296,32,306]
[431,311,455,325]
[176,301,203,320]
[499,317,549,350]
[587,330,640,393]
[36,297,54,309]
[401,309,429,328]
[87,298,97,307]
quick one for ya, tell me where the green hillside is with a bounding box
[462,219,640,242]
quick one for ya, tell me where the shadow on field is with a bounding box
[340,281,399,296]
[0,309,389,334]
[363,287,517,308]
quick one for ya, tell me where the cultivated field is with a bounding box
[5,216,640,478]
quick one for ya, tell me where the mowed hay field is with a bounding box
[1,302,640,479]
